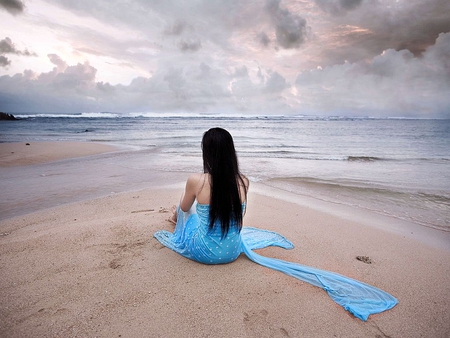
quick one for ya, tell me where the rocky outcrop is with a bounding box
[0,112,18,120]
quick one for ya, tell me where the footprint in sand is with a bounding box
[108,258,123,269]
[243,310,290,337]
[106,240,147,269]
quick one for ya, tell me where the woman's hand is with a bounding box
[168,205,177,225]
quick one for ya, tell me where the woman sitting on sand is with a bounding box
[158,127,248,264]
[154,127,398,321]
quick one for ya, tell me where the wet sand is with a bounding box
[0,142,117,167]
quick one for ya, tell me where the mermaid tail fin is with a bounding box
[240,226,294,250]
[240,234,398,321]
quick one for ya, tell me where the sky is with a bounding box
[0,0,449,118]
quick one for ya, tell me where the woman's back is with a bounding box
[186,173,248,206]
[195,203,242,263]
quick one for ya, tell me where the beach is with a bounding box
[1,142,450,337]
[0,142,117,167]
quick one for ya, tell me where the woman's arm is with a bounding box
[179,174,200,212]
[241,175,250,203]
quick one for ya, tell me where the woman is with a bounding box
[155,127,249,264]
[154,128,398,321]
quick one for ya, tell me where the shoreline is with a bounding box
[251,182,450,252]
[1,140,448,251]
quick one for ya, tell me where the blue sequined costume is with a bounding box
[154,203,398,321]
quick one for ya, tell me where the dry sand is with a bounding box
[1,143,449,337]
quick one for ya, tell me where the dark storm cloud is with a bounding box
[312,0,450,67]
[258,31,270,47]
[0,55,11,67]
[340,0,363,10]
[0,37,37,67]
[0,37,15,54]
[0,37,33,55]
[315,0,363,15]
[178,38,202,52]
[275,15,307,49]
[0,0,24,15]
[382,0,450,56]
[0,37,36,56]
[265,0,309,49]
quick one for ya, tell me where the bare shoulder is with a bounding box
[187,173,206,184]
[189,173,210,204]
[186,173,208,191]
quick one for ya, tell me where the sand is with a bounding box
[0,142,117,167]
[0,142,449,337]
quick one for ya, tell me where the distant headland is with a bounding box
[0,112,19,120]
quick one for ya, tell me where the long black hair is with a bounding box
[202,128,247,237]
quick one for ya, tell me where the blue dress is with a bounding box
[154,203,398,321]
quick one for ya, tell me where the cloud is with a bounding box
[317,0,450,61]
[0,37,37,56]
[178,38,202,52]
[0,50,293,114]
[25,55,96,100]
[0,37,37,68]
[0,0,449,117]
[164,19,187,36]
[0,55,11,67]
[0,37,14,54]
[48,54,67,72]
[295,32,450,117]
[1,33,449,117]
[265,0,309,49]
[0,54,100,112]
[315,0,363,15]
[265,71,288,92]
[258,32,270,47]
[46,0,260,51]
[233,66,249,78]
[382,0,450,56]
[0,0,24,15]
[0,37,36,56]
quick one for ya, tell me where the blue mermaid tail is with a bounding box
[154,204,398,320]
[240,229,398,321]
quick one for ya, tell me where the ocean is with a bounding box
[1,112,449,234]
